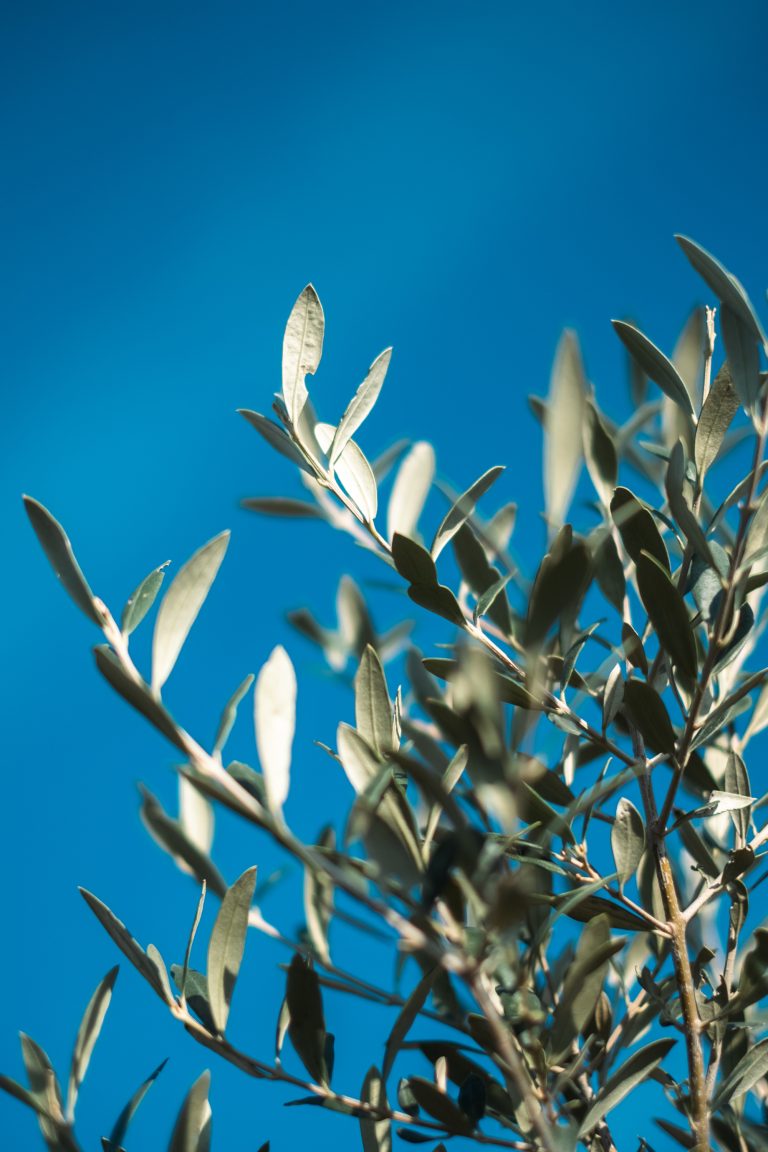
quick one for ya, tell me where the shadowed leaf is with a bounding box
[207,865,257,1035]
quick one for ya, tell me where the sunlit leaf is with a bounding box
[331,347,392,465]
[255,645,296,819]
[543,330,586,528]
[152,531,230,692]
[360,1065,391,1152]
[431,466,504,560]
[23,496,104,625]
[67,966,118,1121]
[387,442,435,542]
[695,363,739,481]
[612,321,694,416]
[121,562,169,635]
[168,1070,212,1152]
[283,284,324,427]
[207,865,257,1035]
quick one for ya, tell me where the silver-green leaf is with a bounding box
[611,798,645,890]
[23,496,104,625]
[283,284,324,428]
[152,531,230,692]
[66,966,119,1122]
[330,347,392,465]
[255,645,296,819]
[207,865,257,1035]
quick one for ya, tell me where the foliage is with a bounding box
[6,236,768,1151]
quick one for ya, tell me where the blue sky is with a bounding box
[2,2,767,1149]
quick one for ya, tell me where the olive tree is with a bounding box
[5,235,768,1152]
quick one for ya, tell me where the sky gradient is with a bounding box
[3,2,767,1149]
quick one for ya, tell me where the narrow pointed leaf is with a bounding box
[622,679,677,754]
[675,235,766,344]
[94,647,187,752]
[331,347,392,465]
[255,645,296,818]
[168,1071,211,1152]
[67,966,119,1121]
[23,496,104,625]
[578,1039,676,1136]
[431,466,504,560]
[237,410,312,472]
[207,865,257,1035]
[139,785,226,897]
[714,1036,768,1108]
[286,954,328,1085]
[121,563,169,635]
[635,551,697,684]
[544,330,586,527]
[383,967,439,1081]
[316,423,379,521]
[283,284,324,426]
[107,1060,167,1149]
[387,442,435,542]
[721,303,762,413]
[152,531,229,691]
[79,889,168,1000]
[213,674,255,757]
[241,497,321,518]
[610,487,670,572]
[612,321,693,415]
[391,534,438,586]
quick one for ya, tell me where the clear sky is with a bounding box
[2,2,767,1149]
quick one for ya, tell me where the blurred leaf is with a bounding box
[167,1071,211,1152]
[304,825,335,966]
[152,531,230,692]
[360,1065,391,1152]
[583,400,618,505]
[621,623,648,676]
[95,646,188,751]
[66,966,118,1121]
[611,799,645,890]
[255,645,296,819]
[387,441,435,541]
[383,967,439,1081]
[238,410,313,472]
[139,785,226,897]
[283,284,324,427]
[20,1033,69,1150]
[407,1078,472,1135]
[104,1060,167,1149]
[79,889,169,1001]
[331,347,392,465]
[431,465,504,560]
[23,496,104,625]
[213,674,255,757]
[286,954,328,1085]
[610,487,669,572]
[635,551,697,685]
[241,497,322,518]
[550,915,623,1057]
[578,1039,676,1136]
[730,928,768,1012]
[544,330,586,527]
[457,1075,486,1127]
[207,865,257,1035]
[611,321,694,416]
[695,363,739,481]
[526,538,592,648]
[121,563,169,635]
